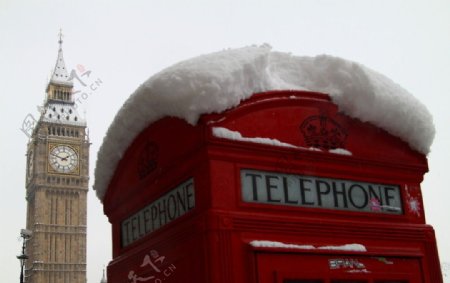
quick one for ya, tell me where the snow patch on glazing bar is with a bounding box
[250,240,366,252]
[249,240,315,250]
[317,244,367,252]
[329,148,352,156]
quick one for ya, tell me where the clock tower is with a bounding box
[24,34,89,283]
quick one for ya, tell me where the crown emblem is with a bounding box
[300,115,347,150]
[138,141,159,179]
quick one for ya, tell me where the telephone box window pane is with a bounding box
[284,280,323,283]
[241,169,403,214]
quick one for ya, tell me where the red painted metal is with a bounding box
[102,90,443,283]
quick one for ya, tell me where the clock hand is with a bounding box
[60,153,71,161]
[50,153,63,160]
[51,152,70,161]
[62,152,74,160]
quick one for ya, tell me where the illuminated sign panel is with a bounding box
[241,169,402,214]
[121,179,195,247]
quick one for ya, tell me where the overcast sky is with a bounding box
[1,0,449,282]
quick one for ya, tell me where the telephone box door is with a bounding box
[256,252,424,283]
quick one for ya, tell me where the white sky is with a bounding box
[0,0,449,282]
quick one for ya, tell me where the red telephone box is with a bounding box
[100,90,443,283]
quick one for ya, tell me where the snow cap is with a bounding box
[41,103,86,126]
[94,44,435,201]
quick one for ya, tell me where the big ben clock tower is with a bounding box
[24,34,89,283]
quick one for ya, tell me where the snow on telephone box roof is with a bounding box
[93,44,435,201]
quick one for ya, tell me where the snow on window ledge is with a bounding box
[249,240,367,252]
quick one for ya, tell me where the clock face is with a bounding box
[48,145,79,174]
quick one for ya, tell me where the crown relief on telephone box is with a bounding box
[94,46,442,283]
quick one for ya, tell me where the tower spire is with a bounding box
[48,29,72,87]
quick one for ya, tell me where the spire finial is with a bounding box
[58,29,63,50]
